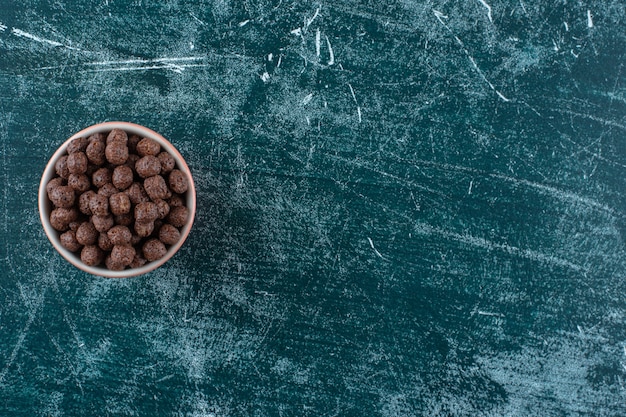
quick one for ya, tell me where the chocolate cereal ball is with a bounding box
[67,137,89,154]
[86,139,106,166]
[154,199,170,219]
[157,152,176,173]
[68,173,90,193]
[135,201,159,223]
[112,165,134,190]
[136,138,160,156]
[105,141,129,165]
[168,194,184,207]
[78,190,96,215]
[67,152,88,175]
[92,214,114,233]
[105,255,124,271]
[168,169,189,194]
[46,177,65,197]
[107,128,128,145]
[97,183,118,198]
[130,254,147,268]
[98,232,114,251]
[81,245,104,266]
[107,225,132,246]
[76,221,98,246]
[142,238,167,262]
[159,223,181,245]
[128,134,141,153]
[109,192,131,216]
[60,230,82,252]
[55,155,70,179]
[92,167,111,188]
[50,207,78,231]
[144,175,170,201]
[167,206,188,228]
[135,155,161,178]
[125,182,150,204]
[134,221,154,238]
[89,194,109,216]
[49,185,75,208]
[111,245,135,266]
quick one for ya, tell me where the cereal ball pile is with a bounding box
[46,129,190,271]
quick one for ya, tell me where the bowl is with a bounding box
[38,121,196,278]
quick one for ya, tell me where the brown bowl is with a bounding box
[38,122,196,278]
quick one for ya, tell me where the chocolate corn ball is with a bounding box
[109,192,131,216]
[46,177,65,197]
[76,221,98,246]
[92,167,111,188]
[49,185,75,208]
[167,206,188,228]
[89,194,109,216]
[106,128,128,145]
[79,190,96,215]
[55,155,70,179]
[135,201,159,223]
[86,139,106,166]
[105,141,128,165]
[81,245,104,266]
[98,232,114,251]
[50,207,78,231]
[88,132,105,143]
[128,134,141,153]
[157,152,175,173]
[114,213,133,227]
[68,173,90,193]
[168,194,184,207]
[105,255,125,271]
[154,199,170,219]
[144,175,170,201]
[125,182,150,204]
[135,155,161,178]
[107,225,132,246]
[159,223,181,245]
[92,214,114,233]
[136,138,160,156]
[168,169,189,194]
[67,137,89,154]
[142,238,167,262]
[98,183,118,198]
[112,165,134,190]
[129,254,147,269]
[111,244,135,266]
[67,151,88,175]
[124,153,140,171]
[60,230,82,252]
[134,221,154,238]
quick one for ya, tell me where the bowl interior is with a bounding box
[39,122,196,278]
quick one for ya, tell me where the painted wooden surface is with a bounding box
[1,0,625,415]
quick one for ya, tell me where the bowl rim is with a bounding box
[38,121,196,278]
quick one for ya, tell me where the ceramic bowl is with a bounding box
[38,122,196,278]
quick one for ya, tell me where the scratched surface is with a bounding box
[1,0,625,415]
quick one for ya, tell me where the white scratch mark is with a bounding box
[367,237,384,259]
[587,10,593,28]
[305,6,321,30]
[239,19,251,27]
[315,29,321,57]
[552,40,559,52]
[260,71,270,83]
[290,27,302,36]
[0,23,7,32]
[475,310,505,318]
[276,54,283,68]
[190,13,206,26]
[301,92,314,105]
[11,27,79,49]
[347,83,362,122]
[434,11,510,102]
[267,53,273,61]
[468,180,474,195]
[564,21,569,31]
[475,0,493,23]
[325,34,335,65]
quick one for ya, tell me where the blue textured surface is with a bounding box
[1,1,625,415]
